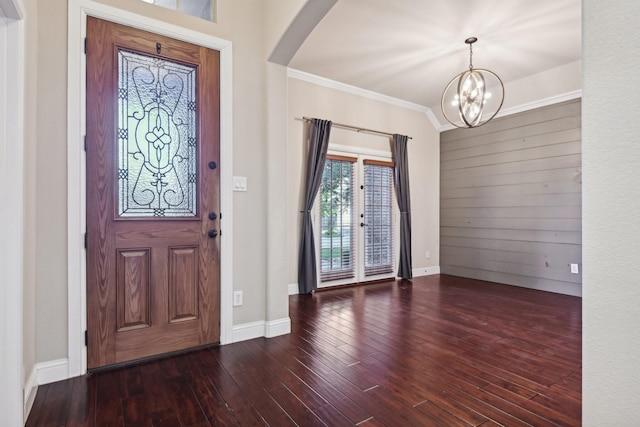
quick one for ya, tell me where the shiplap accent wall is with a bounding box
[440,99,582,296]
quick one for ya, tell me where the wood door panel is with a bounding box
[114,321,205,361]
[86,17,220,369]
[116,249,151,331]
[168,246,199,323]
[109,26,202,67]
[115,224,202,237]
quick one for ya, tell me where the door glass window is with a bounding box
[363,163,394,276]
[117,49,197,217]
[319,158,355,281]
[317,155,396,285]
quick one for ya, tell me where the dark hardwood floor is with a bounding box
[26,274,582,426]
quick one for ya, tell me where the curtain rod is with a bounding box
[297,117,412,140]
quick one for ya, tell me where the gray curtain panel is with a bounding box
[298,119,332,294]
[392,134,413,279]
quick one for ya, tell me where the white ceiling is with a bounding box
[289,0,581,123]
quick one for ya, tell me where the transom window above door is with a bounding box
[140,0,217,22]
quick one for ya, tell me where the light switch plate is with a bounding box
[570,263,579,274]
[233,176,247,192]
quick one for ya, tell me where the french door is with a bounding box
[316,152,398,287]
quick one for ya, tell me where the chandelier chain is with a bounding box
[469,43,473,70]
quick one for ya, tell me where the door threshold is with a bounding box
[316,277,398,292]
[87,342,220,375]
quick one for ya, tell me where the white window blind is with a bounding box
[363,161,394,277]
[319,156,356,282]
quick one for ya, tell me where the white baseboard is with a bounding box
[231,321,265,343]
[23,358,69,421]
[288,283,299,295]
[265,318,291,338]
[23,367,38,421]
[289,270,441,293]
[412,266,441,277]
[36,358,69,385]
[232,317,292,343]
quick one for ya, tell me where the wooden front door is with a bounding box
[86,17,220,369]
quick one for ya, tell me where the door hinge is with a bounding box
[219,212,222,220]
[84,330,88,346]
[84,232,87,249]
[83,135,87,152]
[84,37,87,54]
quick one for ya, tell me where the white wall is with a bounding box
[501,61,581,112]
[582,0,640,423]
[21,0,37,417]
[0,1,26,424]
[287,76,440,288]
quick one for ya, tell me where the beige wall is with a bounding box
[22,0,38,394]
[264,0,307,56]
[287,77,440,286]
[28,0,300,365]
[17,0,640,423]
[265,62,290,322]
[27,0,439,374]
[35,0,68,362]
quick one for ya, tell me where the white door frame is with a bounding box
[68,0,234,376]
[0,0,25,424]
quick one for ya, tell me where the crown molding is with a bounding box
[498,89,582,119]
[287,69,580,133]
[437,90,582,132]
[287,68,442,129]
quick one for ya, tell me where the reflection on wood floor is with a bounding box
[26,274,581,426]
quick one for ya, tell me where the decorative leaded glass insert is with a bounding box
[117,49,197,217]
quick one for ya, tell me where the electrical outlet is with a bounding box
[425,251,431,259]
[233,290,243,306]
[570,264,579,274]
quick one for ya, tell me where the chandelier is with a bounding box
[441,37,504,128]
